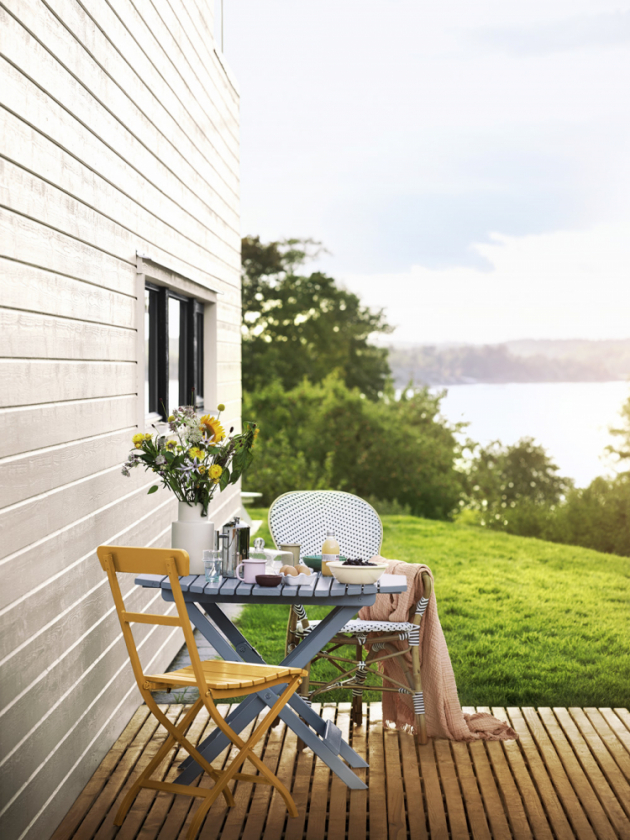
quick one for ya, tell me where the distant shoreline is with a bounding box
[389,340,630,390]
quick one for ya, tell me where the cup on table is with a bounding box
[236,557,267,583]
[203,549,222,583]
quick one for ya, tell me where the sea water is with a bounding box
[433,381,630,487]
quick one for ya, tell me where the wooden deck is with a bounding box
[52,703,630,840]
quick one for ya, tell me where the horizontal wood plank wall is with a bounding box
[0,0,241,837]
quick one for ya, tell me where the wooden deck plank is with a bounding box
[177,704,244,840]
[135,705,210,839]
[215,709,272,840]
[451,742,492,840]
[196,714,259,840]
[91,706,184,840]
[536,707,617,840]
[433,739,468,840]
[475,707,530,840]
[347,703,368,840]
[240,713,289,840]
[55,708,161,840]
[368,703,388,840]
[283,712,317,840]
[468,740,513,839]
[417,739,449,840]
[305,704,333,840]
[506,708,577,840]
[615,708,630,732]
[52,705,630,840]
[575,707,630,796]
[261,708,299,840]
[398,731,428,840]
[383,727,407,840]
[155,704,231,839]
[491,707,553,840]
[599,708,630,754]
[51,705,151,840]
[327,703,351,840]
[554,707,630,833]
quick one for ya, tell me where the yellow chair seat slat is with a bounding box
[148,658,304,691]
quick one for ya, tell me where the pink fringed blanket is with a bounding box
[359,558,517,741]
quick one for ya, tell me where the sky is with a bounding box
[222,1,630,345]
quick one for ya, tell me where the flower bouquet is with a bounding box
[122,404,258,517]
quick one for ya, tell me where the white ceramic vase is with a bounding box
[171,502,214,575]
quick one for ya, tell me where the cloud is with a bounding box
[472,11,630,55]
[340,222,630,344]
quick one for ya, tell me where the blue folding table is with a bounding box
[135,571,406,790]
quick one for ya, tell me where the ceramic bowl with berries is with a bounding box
[326,558,388,585]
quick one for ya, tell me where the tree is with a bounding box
[464,437,573,532]
[243,375,466,519]
[607,394,630,465]
[241,236,392,400]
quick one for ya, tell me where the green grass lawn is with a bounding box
[239,508,630,707]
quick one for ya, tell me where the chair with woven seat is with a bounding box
[98,545,306,840]
[269,490,433,744]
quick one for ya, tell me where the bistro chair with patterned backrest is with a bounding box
[268,491,433,744]
[98,545,306,840]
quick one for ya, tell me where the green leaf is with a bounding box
[148,485,159,494]
[219,468,231,491]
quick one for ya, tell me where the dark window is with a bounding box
[145,283,204,420]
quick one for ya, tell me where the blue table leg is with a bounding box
[177,600,368,787]
[203,602,368,768]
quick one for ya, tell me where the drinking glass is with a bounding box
[203,549,222,583]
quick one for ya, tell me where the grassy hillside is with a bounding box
[240,509,630,707]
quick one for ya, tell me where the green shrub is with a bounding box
[243,375,465,519]
[464,436,630,556]
[545,474,630,556]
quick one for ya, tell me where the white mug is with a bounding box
[235,557,267,584]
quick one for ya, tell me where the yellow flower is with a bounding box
[199,415,225,443]
[188,447,204,461]
[165,439,178,450]
[209,464,223,479]
[132,433,145,444]
[212,477,220,485]
[198,465,207,475]
[168,415,175,422]
[217,403,225,412]
[143,433,152,441]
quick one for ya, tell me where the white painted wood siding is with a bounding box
[0,1,241,837]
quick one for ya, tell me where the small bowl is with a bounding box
[303,554,347,573]
[326,561,388,585]
[256,574,282,587]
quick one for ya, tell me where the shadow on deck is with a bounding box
[52,702,630,839]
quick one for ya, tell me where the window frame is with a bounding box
[136,256,218,429]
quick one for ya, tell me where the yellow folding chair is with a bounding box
[98,545,306,840]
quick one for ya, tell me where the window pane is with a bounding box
[196,309,204,406]
[145,289,151,415]
[168,297,180,414]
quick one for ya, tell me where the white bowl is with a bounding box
[326,561,388,585]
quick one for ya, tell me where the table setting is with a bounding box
[122,407,407,789]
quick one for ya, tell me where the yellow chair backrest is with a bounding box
[97,544,190,576]
[98,545,209,697]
